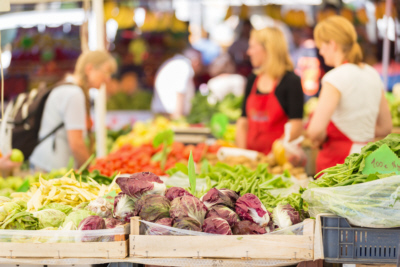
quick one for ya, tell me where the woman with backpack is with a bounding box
[29,50,117,171]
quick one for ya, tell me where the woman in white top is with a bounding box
[30,51,116,171]
[307,16,392,174]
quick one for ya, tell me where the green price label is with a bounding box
[362,144,400,175]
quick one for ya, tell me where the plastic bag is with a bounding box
[140,219,306,236]
[302,175,400,228]
[273,123,306,167]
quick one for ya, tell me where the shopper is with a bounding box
[151,48,202,119]
[30,50,117,171]
[207,53,246,101]
[235,27,304,155]
[307,16,392,173]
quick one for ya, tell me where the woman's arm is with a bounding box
[67,130,91,168]
[236,117,248,149]
[288,119,303,141]
[172,92,185,119]
[375,90,392,137]
[307,82,341,147]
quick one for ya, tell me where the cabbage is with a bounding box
[113,192,135,223]
[165,187,193,201]
[219,189,240,203]
[62,209,95,229]
[78,215,106,230]
[272,204,301,229]
[78,215,106,242]
[87,197,113,218]
[134,195,170,222]
[146,218,174,235]
[206,205,239,227]
[12,200,27,211]
[39,203,73,215]
[73,202,89,211]
[116,172,166,200]
[0,211,39,230]
[33,209,66,229]
[201,188,234,209]
[0,196,11,204]
[0,202,21,222]
[105,217,124,229]
[235,193,274,232]
[170,195,208,225]
[232,220,266,235]
[173,217,202,232]
[202,217,232,235]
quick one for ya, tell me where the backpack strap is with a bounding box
[36,122,64,146]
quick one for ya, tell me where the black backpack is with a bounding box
[9,82,71,159]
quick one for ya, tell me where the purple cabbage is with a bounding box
[146,218,174,235]
[105,218,124,229]
[202,217,232,235]
[206,205,240,227]
[134,194,171,223]
[113,192,135,223]
[116,172,166,200]
[165,187,193,201]
[232,220,267,235]
[201,188,234,209]
[172,217,202,232]
[272,204,302,229]
[235,193,274,232]
[219,189,240,203]
[78,215,106,242]
[170,195,208,225]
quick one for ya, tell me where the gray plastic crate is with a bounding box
[321,215,400,264]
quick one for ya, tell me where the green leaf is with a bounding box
[188,151,196,195]
[78,154,95,174]
[201,159,210,174]
[16,179,30,192]
[153,129,174,148]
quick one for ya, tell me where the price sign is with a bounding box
[362,144,400,175]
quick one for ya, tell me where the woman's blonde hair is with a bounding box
[72,50,117,151]
[251,27,294,79]
[314,15,363,64]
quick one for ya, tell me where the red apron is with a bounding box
[316,121,353,174]
[246,76,288,154]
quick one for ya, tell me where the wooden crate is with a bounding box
[129,217,315,260]
[0,224,130,259]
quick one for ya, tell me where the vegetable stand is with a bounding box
[129,217,315,261]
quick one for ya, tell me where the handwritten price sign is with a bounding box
[362,144,400,175]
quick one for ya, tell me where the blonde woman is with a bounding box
[307,16,392,173]
[30,50,117,171]
[236,27,304,154]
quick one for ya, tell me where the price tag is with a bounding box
[362,144,400,175]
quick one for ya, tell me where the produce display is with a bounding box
[204,153,307,179]
[112,117,188,151]
[385,92,400,127]
[114,171,307,235]
[186,93,243,124]
[90,143,220,176]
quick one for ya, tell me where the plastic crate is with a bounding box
[321,215,400,264]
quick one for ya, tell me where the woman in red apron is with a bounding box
[236,27,304,155]
[307,16,392,174]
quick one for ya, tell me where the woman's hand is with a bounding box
[0,153,22,172]
[307,82,341,145]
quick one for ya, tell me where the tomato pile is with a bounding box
[90,142,220,176]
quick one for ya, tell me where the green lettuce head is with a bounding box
[0,196,11,204]
[63,209,95,229]
[12,200,27,211]
[0,202,21,222]
[0,211,39,230]
[33,209,66,229]
[39,203,73,215]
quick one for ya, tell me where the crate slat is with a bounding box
[130,217,314,260]
[0,240,128,258]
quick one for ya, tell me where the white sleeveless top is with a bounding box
[322,63,383,151]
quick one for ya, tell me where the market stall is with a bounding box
[1,0,400,267]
